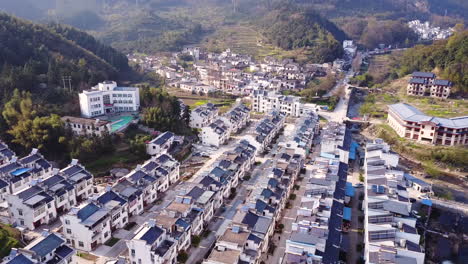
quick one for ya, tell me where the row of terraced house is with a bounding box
[363,139,426,264]
[125,111,287,264]
[203,112,321,264]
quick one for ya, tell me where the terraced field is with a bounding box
[201,25,309,62]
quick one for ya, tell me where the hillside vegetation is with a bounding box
[0,12,130,103]
[257,8,345,62]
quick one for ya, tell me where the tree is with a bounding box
[359,102,374,117]
[177,250,188,263]
[130,134,152,157]
[2,90,67,158]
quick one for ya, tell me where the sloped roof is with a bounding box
[389,103,468,129]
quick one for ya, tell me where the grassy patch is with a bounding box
[372,124,468,173]
[104,237,120,247]
[76,252,98,261]
[83,149,148,176]
[370,76,468,119]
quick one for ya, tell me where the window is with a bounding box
[65,220,70,225]
[131,249,135,256]
[18,209,23,216]
[66,229,71,234]
[78,241,84,247]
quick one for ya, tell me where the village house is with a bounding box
[190,103,219,129]
[201,118,232,147]
[406,72,452,99]
[146,131,175,156]
[126,220,178,264]
[61,116,111,137]
[61,203,112,252]
[4,232,75,264]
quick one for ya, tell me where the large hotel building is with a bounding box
[388,103,468,146]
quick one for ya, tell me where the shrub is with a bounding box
[191,235,201,247]
[177,251,188,263]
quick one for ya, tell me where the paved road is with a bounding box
[319,71,354,122]
[188,120,259,182]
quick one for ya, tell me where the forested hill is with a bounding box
[398,30,468,94]
[0,13,130,101]
[257,8,345,62]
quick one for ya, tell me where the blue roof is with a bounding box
[151,131,174,145]
[0,179,8,189]
[6,254,34,264]
[210,167,227,178]
[343,207,352,221]
[248,233,262,244]
[140,226,164,245]
[175,218,191,230]
[10,167,31,176]
[98,191,126,206]
[77,203,100,221]
[422,199,433,207]
[242,211,259,228]
[412,71,435,78]
[30,234,64,257]
[345,182,355,197]
[55,245,74,258]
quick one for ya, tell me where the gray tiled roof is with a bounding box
[389,103,468,129]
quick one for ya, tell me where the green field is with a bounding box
[165,87,236,113]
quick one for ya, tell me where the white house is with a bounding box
[126,221,178,264]
[190,103,218,129]
[60,160,94,204]
[61,116,111,137]
[146,132,175,156]
[79,81,140,118]
[224,104,250,134]
[201,118,231,147]
[3,232,75,264]
[61,203,112,252]
[6,185,58,230]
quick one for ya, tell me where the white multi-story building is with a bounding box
[388,103,468,146]
[363,139,425,264]
[60,160,94,204]
[126,221,178,264]
[6,184,58,230]
[252,90,307,117]
[61,203,112,252]
[79,81,140,118]
[201,118,231,147]
[61,116,111,137]
[190,103,219,129]
[224,104,250,134]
